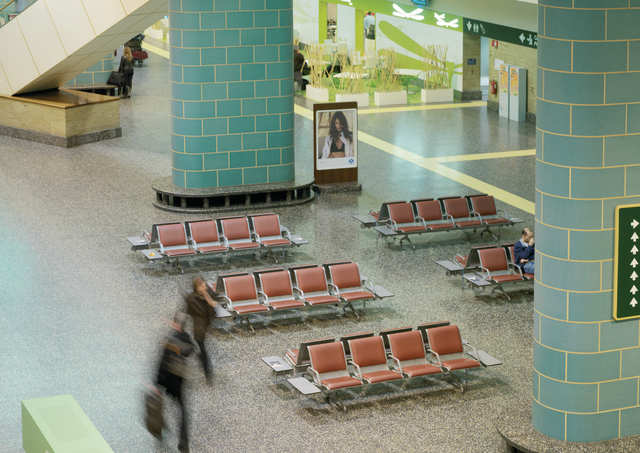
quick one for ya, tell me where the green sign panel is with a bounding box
[614,204,640,320]
[463,17,537,48]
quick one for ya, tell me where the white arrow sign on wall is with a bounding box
[632,219,639,229]
[632,298,639,308]
[632,271,638,281]
[632,232,639,242]
[631,286,638,295]
[632,245,639,255]
[632,258,639,268]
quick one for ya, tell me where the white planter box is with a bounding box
[306,85,329,102]
[421,88,453,104]
[374,90,407,106]
[335,92,369,107]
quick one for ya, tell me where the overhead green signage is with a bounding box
[613,204,640,320]
[462,17,537,48]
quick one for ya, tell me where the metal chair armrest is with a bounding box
[280,226,291,238]
[446,214,457,226]
[327,282,340,296]
[308,367,322,385]
[390,356,402,372]
[427,349,443,367]
[219,294,233,307]
[257,290,268,303]
[220,235,229,248]
[348,360,363,378]
[292,286,304,299]
[479,266,492,280]
[508,263,524,277]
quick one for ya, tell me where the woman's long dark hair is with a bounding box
[329,111,352,144]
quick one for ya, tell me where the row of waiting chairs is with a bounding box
[303,324,483,393]
[436,243,533,300]
[132,214,303,266]
[210,261,388,326]
[354,194,520,248]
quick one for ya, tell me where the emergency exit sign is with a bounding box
[613,204,640,320]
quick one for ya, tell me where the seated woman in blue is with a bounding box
[514,227,535,275]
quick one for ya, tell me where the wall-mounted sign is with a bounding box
[463,17,537,48]
[314,102,359,185]
[614,204,640,320]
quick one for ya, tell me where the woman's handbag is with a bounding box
[107,71,124,86]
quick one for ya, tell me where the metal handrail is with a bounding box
[0,0,16,12]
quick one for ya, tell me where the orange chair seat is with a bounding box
[491,274,523,283]
[455,254,468,266]
[340,291,374,302]
[398,225,427,233]
[262,238,291,247]
[270,299,305,310]
[321,376,362,390]
[442,358,481,371]
[306,295,340,305]
[524,273,534,280]
[230,242,260,250]
[363,370,403,383]
[198,245,227,253]
[427,222,454,230]
[483,217,510,225]
[370,211,380,220]
[164,248,196,256]
[402,364,442,377]
[233,304,269,314]
[455,219,482,227]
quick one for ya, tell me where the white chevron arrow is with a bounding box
[633,245,639,255]
[632,258,639,268]
[632,219,639,229]
[632,272,639,281]
[633,232,639,242]
[632,286,638,295]
[632,298,638,308]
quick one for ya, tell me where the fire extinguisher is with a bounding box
[490,80,498,95]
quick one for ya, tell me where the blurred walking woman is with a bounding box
[320,111,353,159]
[118,47,135,97]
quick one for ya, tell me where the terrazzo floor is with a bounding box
[0,52,537,452]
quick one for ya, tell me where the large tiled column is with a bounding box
[535,2,640,442]
[170,0,294,189]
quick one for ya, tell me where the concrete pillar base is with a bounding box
[496,400,640,452]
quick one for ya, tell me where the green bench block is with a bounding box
[22,395,113,453]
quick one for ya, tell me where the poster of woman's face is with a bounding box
[316,108,357,170]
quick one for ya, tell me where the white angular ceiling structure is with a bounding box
[0,0,167,95]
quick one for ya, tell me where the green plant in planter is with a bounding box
[424,44,450,90]
[335,53,368,94]
[374,49,402,92]
[306,43,333,88]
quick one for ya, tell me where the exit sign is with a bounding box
[613,204,640,320]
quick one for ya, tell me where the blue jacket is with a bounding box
[514,240,535,269]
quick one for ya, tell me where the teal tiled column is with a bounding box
[65,55,115,88]
[535,1,640,442]
[170,0,294,189]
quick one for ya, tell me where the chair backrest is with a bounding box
[378,201,406,221]
[259,270,293,298]
[188,220,219,243]
[414,200,443,221]
[416,321,451,344]
[252,214,281,237]
[308,342,348,373]
[339,331,374,355]
[442,197,471,219]
[156,223,188,247]
[349,336,387,367]
[296,337,335,364]
[427,325,464,356]
[387,202,416,224]
[470,195,497,216]
[478,247,509,272]
[329,262,362,290]
[388,330,426,361]
[380,327,413,349]
[294,266,329,293]
[223,274,258,302]
[221,217,252,241]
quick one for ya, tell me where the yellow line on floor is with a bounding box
[295,104,534,214]
[359,100,486,115]
[143,42,169,59]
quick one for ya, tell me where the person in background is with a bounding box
[118,46,135,98]
[514,227,535,275]
[294,47,308,91]
[364,11,376,40]
[185,277,216,383]
[155,312,194,453]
